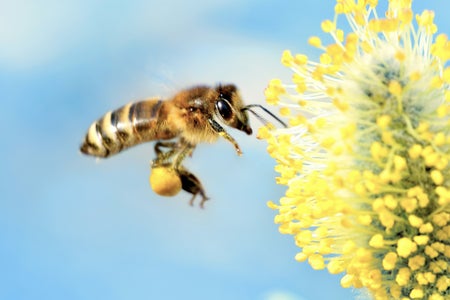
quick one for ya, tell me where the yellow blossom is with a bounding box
[263,0,450,299]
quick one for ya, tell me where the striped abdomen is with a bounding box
[80,99,174,158]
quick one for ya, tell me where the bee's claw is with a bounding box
[178,168,209,208]
[188,193,209,208]
[199,196,210,209]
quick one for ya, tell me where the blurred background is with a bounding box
[1,0,448,299]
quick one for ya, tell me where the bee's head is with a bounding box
[214,84,252,135]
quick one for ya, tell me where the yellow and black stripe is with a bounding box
[80,99,164,158]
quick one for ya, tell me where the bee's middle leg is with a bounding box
[152,141,183,167]
[154,141,178,156]
[172,141,195,169]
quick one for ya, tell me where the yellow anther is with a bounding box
[376,115,391,129]
[409,71,421,81]
[382,252,398,270]
[396,267,411,286]
[397,237,416,258]
[279,107,291,116]
[281,50,294,67]
[395,50,406,61]
[408,255,425,271]
[443,67,450,83]
[409,144,422,159]
[336,29,344,42]
[410,288,424,299]
[294,54,308,65]
[413,235,429,245]
[308,36,322,48]
[431,75,443,88]
[388,80,403,96]
[431,169,444,185]
[394,155,407,171]
[309,254,325,270]
[408,215,423,228]
[369,234,384,248]
[321,19,335,33]
[416,10,437,33]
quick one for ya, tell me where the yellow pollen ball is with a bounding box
[149,167,182,197]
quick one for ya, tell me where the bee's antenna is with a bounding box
[242,104,287,128]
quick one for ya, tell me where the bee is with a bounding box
[80,84,285,207]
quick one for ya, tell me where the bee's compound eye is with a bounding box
[149,167,182,197]
[216,99,233,121]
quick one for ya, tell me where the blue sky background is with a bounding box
[1,1,449,299]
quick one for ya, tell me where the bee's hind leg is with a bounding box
[178,168,209,208]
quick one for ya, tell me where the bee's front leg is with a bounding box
[207,118,242,156]
[178,168,209,208]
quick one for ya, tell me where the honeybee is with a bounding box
[80,84,285,207]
